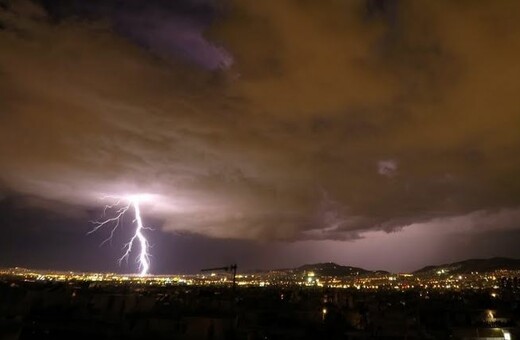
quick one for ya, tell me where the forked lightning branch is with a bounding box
[88,195,152,276]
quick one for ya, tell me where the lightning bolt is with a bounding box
[89,195,152,276]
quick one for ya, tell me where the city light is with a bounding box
[3,266,520,293]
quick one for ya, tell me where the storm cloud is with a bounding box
[1,0,520,243]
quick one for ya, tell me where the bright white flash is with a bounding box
[89,195,152,276]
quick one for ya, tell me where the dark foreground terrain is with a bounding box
[1,276,519,339]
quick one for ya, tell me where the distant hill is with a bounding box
[292,262,373,277]
[414,257,520,275]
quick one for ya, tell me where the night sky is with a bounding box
[1,0,520,274]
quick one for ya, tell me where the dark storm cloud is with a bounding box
[80,0,233,70]
[1,0,520,242]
